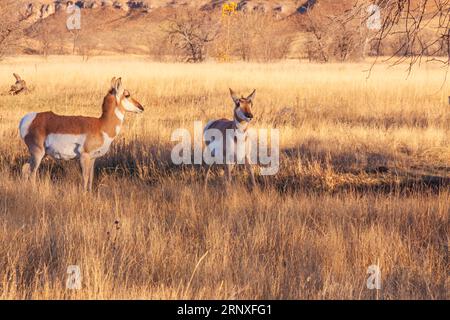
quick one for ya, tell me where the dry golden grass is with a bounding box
[0,56,448,299]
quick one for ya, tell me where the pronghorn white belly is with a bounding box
[45,134,86,160]
[89,132,114,159]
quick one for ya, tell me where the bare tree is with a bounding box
[0,1,32,59]
[299,0,449,68]
[251,13,293,62]
[302,9,330,62]
[227,11,257,61]
[29,22,54,58]
[77,35,99,61]
[71,6,100,60]
[370,0,450,72]
[300,1,373,62]
[217,10,293,62]
[165,9,219,63]
[55,32,68,55]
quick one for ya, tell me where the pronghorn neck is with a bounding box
[233,107,250,133]
[99,93,125,138]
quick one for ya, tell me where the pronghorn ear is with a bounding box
[111,77,117,90]
[229,88,239,105]
[115,77,124,96]
[247,89,256,103]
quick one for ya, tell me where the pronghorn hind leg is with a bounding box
[204,164,212,190]
[79,153,91,191]
[88,158,96,192]
[27,146,45,184]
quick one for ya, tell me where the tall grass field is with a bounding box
[0,56,448,299]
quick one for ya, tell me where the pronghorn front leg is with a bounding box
[21,163,31,180]
[245,155,256,187]
[204,164,212,190]
[224,164,233,187]
[80,153,92,191]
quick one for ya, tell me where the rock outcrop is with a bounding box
[23,0,152,21]
[21,0,303,22]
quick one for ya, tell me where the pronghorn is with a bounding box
[18,77,144,191]
[203,88,256,188]
[9,73,28,95]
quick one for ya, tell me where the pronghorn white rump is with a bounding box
[19,112,37,139]
[18,77,144,191]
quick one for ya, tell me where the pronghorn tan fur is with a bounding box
[18,77,144,191]
[9,73,28,95]
[203,88,256,188]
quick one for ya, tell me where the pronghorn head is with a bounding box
[9,73,27,95]
[230,88,256,122]
[110,77,144,114]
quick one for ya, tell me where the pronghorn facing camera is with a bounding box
[19,77,144,191]
[203,88,256,188]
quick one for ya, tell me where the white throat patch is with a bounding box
[115,108,125,121]
[234,119,248,132]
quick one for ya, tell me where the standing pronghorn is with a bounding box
[203,88,256,188]
[18,77,144,191]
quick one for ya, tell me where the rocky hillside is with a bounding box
[5,0,441,59]
[21,0,326,21]
[5,0,329,57]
